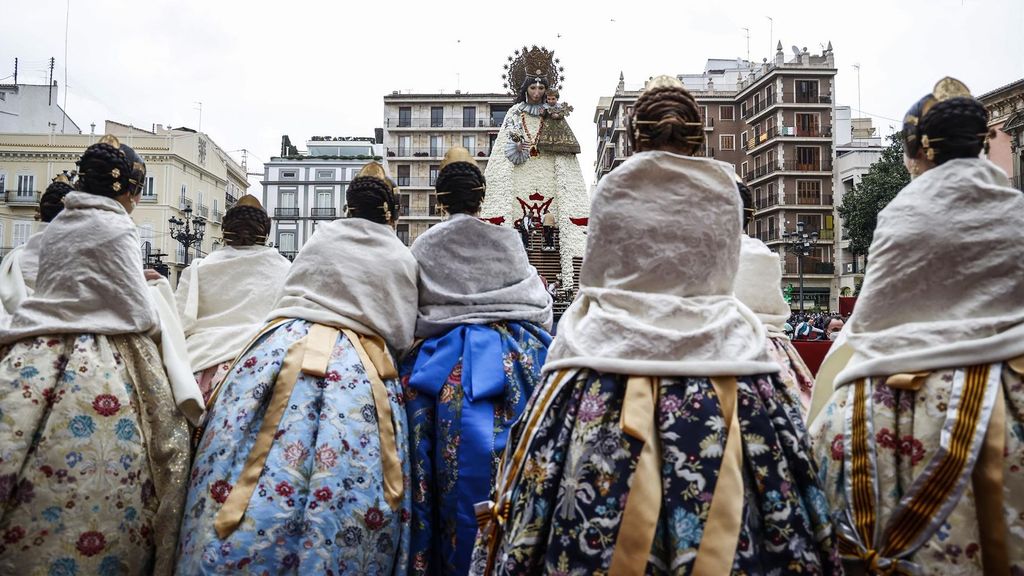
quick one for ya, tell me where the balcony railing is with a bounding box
[388,116,501,129]
[743,125,834,150]
[782,159,833,172]
[394,177,442,187]
[279,250,297,261]
[741,92,832,121]
[4,191,41,204]
[387,147,490,158]
[212,210,224,222]
[784,260,835,275]
[783,192,834,206]
[311,207,337,219]
[197,204,209,218]
[754,194,781,209]
[755,230,781,242]
[399,204,410,217]
[141,194,158,203]
[275,207,300,218]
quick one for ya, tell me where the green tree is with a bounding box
[837,133,911,258]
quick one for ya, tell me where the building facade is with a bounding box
[0,121,248,285]
[832,108,884,298]
[381,91,514,245]
[978,78,1024,190]
[594,44,840,310]
[260,136,383,257]
[0,83,80,134]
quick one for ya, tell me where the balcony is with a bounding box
[387,147,491,159]
[275,207,300,218]
[141,194,158,203]
[197,204,209,218]
[755,230,781,242]
[5,191,40,205]
[395,177,440,188]
[212,209,224,222]
[741,92,832,123]
[387,116,500,129]
[743,125,833,151]
[784,260,835,275]
[783,192,834,206]
[279,250,297,261]
[311,207,337,219]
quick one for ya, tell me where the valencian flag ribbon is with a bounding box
[407,322,550,575]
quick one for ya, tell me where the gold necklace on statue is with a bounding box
[520,111,545,157]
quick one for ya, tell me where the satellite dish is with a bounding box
[791,45,801,56]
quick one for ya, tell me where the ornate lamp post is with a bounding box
[781,221,819,313]
[168,206,206,267]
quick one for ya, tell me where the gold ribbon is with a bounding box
[972,385,1007,574]
[340,328,404,512]
[1008,355,1024,376]
[692,376,745,576]
[609,376,745,576]
[213,324,404,539]
[884,371,932,391]
[479,369,573,576]
[609,377,661,576]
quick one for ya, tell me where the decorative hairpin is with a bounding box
[381,201,392,222]
[111,168,121,179]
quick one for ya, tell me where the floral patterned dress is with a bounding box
[766,335,816,415]
[809,361,1024,574]
[177,319,411,575]
[0,333,191,576]
[401,322,550,576]
[478,369,841,575]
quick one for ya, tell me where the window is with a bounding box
[13,222,31,247]
[795,80,819,103]
[796,213,823,233]
[741,161,748,178]
[396,223,410,246]
[139,224,155,259]
[177,243,186,263]
[198,191,205,210]
[797,180,822,204]
[719,105,734,121]
[179,184,189,209]
[0,174,5,194]
[700,105,709,126]
[431,106,444,127]
[316,169,334,181]
[720,134,735,151]
[462,135,476,154]
[463,106,476,127]
[280,170,298,180]
[767,182,776,202]
[279,189,297,208]
[397,136,411,156]
[490,104,510,128]
[795,113,820,136]
[144,176,155,197]
[765,84,774,103]
[429,165,440,186]
[429,193,438,216]
[795,146,820,169]
[278,232,296,253]
[397,165,410,187]
[399,193,411,216]
[17,174,34,196]
[741,130,749,150]
[429,135,444,157]
[315,187,333,209]
[398,107,412,127]
[213,199,219,220]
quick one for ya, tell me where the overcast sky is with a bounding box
[3,0,1022,191]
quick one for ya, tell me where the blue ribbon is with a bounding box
[406,322,547,575]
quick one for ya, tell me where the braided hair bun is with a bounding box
[629,82,705,153]
[347,175,398,224]
[76,139,134,198]
[915,97,989,164]
[222,205,270,246]
[40,178,73,222]
[435,162,486,215]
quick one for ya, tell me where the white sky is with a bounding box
[3,0,1022,191]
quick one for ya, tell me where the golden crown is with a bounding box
[502,45,564,95]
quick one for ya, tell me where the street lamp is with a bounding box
[781,221,819,313]
[168,205,206,267]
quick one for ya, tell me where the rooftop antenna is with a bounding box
[742,27,750,64]
[767,17,773,61]
[194,101,202,132]
[853,63,862,117]
[62,0,70,133]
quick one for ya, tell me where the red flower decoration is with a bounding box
[75,530,106,556]
[92,394,121,417]
[830,434,844,460]
[243,357,258,369]
[210,479,232,504]
[899,435,926,466]
[876,428,897,449]
[364,507,385,531]
[3,526,25,544]
[275,481,294,497]
[314,487,333,502]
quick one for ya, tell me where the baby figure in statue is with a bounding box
[536,88,580,155]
